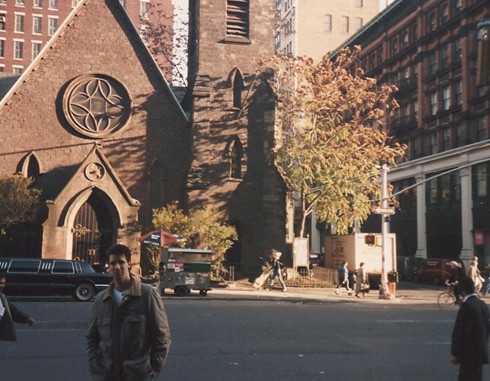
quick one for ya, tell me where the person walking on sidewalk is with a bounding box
[355,262,368,298]
[451,276,489,381]
[0,276,35,341]
[335,261,352,296]
[268,250,287,292]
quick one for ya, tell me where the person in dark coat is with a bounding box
[0,276,35,341]
[451,276,490,381]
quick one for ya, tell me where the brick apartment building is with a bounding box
[337,0,490,267]
[0,0,173,76]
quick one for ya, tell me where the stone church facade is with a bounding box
[0,0,292,275]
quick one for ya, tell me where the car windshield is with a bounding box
[79,262,96,273]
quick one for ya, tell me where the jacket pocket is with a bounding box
[122,356,152,381]
[123,314,147,353]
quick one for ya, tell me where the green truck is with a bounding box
[159,248,213,296]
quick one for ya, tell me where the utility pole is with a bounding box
[379,164,391,299]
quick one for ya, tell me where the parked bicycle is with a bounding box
[437,281,461,310]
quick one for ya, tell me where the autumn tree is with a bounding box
[0,174,41,233]
[143,1,188,86]
[152,203,237,279]
[259,47,406,237]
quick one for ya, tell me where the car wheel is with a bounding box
[174,286,187,297]
[74,283,95,301]
[199,289,208,296]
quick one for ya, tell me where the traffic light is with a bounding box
[365,235,376,245]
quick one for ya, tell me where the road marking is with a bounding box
[378,319,453,323]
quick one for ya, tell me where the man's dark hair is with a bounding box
[458,276,475,295]
[107,244,131,262]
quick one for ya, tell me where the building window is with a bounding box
[14,40,23,59]
[48,17,57,35]
[430,132,439,154]
[354,17,363,32]
[475,164,488,198]
[428,51,437,75]
[390,37,398,56]
[140,0,150,18]
[429,92,438,115]
[453,38,462,63]
[413,100,418,120]
[442,129,451,150]
[232,69,243,109]
[0,39,4,58]
[226,0,249,39]
[0,14,5,31]
[376,45,383,65]
[477,116,488,141]
[15,0,24,6]
[341,16,349,33]
[454,0,462,9]
[429,177,438,204]
[401,31,409,49]
[427,11,436,32]
[325,14,332,32]
[441,174,451,202]
[32,41,41,60]
[48,0,57,10]
[441,4,449,23]
[229,139,243,179]
[455,80,462,105]
[410,21,417,43]
[72,0,82,7]
[0,66,4,72]
[34,0,42,7]
[12,66,23,74]
[440,45,449,69]
[15,14,24,33]
[33,16,42,34]
[442,86,451,110]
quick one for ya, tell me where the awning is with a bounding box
[139,230,180,247]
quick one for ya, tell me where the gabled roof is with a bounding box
[0,0,189,121]
[53,143,140,208]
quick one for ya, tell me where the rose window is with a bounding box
[63,74,131,138]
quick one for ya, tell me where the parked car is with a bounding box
[0,257,112,301]
[414,258,453,285]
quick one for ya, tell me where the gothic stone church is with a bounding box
[0,0,292,275]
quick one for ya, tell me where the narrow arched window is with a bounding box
[19,152,42,180]
[233,70,244,109]
[230,140,243,179]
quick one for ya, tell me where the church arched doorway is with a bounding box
[72,192,114,270]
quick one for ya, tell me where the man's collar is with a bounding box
[463,293,477,303]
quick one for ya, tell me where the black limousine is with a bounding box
[0,258,112,301]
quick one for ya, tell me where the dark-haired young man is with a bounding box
[86,244,171,381]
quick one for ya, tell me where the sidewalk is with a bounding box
[205,280,448,305]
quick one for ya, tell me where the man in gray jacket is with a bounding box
[86,244,171,381]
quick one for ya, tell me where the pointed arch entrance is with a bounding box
[72,191,114,270]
